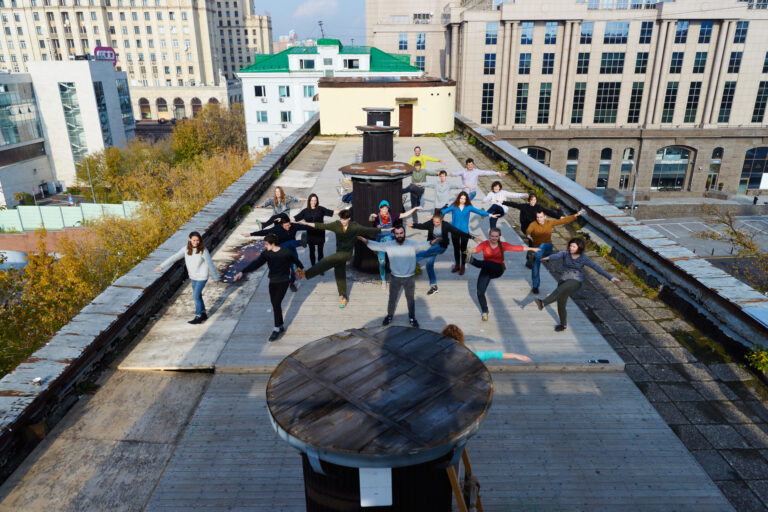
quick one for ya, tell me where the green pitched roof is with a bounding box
[238,43,420,74]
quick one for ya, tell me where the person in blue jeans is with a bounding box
[241,215,309,292]
[525,208,584,294]
[154,231,220,324]
[442,191,499,275]
[409,210,480,295]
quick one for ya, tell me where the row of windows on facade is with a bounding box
[397,32,426,51]
[525,144,767,194]
[253,85,315,98]
[478,79,768,126]
[482,49,766,75]
[482,20,747,47]
[279,58,363,71]
[137,96,219,119]
[253,110,315,124]
[2,0,174,7]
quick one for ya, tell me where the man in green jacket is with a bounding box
[297,209,384,308]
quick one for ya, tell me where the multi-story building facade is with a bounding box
[0,0,271,122]
[368,0,768,198]
[0,59,133,206]
[237,38,422,152]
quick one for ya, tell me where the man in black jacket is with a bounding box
[409,209,480,295]
[233,233,304,342]
[241,214,308,291]
[502,193,561,269]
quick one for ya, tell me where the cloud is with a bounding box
[294,0,338,18]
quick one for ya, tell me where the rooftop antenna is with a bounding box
[318,21,325,38]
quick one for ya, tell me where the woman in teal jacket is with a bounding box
[442,191,499,274]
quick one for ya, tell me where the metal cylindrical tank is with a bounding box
[363,107,393,127]
[350,177,404,274]
[362,131,394,163]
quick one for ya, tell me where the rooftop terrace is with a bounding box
[2,129,766,510]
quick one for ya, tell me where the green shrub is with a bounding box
[468,135,477,145]
[746,345,768,373]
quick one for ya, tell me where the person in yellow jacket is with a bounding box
[404,146,445,221]
[525,207,585,294]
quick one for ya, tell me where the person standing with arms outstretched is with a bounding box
[296,209,384,308]
[535,238,620,332]
[422,170,465,209]
[154,231,220,324]
[259,186,305,227]
[233,233,304,342]
[409,210,480,295]
[369,200,421,287]
[481,181,527,230]
[526,208,585,294]
[402,158,441,220]
[241,214,308,292]
[293,194,341,266]
[503,193,561,235]
[451,158,502,200]
[358,224,431,328]
[442,191,498,275]
[466,228,538,321]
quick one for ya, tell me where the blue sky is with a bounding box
[256,0,367,45]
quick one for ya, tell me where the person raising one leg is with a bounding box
[467,228,538,321]
[526,207,585,295]
[534,237,620,332]
[442,191,499,275]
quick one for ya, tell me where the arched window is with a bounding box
[739,147,768,193]
[652,146,694,191]
[156,98,168,120]
[191,97,202,117]
[619,147,635,190]
[566,148,578,180]
[521,146,550,166]
[706,147,723,191]
[208,97,219,104]
[597,148,612,189]
[139,97,151,120]
[173,98,185,119]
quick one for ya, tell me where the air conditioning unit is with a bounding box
[260,97,267,103]
[281,123,288,128]
[279,97,285,102]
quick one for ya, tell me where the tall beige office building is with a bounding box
[0,0,271,121]
[368,0,768,198]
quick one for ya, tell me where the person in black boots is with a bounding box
[241,214,309,292]
[233,233,304,342]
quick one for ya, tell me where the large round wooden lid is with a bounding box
[266,326,493,467]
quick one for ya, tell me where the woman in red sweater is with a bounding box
[468,228,538,321]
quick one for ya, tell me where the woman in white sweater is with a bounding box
[154,231,220,324]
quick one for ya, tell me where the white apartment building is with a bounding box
[237,38,422,152]
[0,0,271,122]
[368,0,768,198]
[0,59,133,206]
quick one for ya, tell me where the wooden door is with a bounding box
[399,104,413,136]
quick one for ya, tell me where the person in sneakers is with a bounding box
[422,170,465,209]
[369,200,422,287]
[233,233,304,342]
[402,160,440,220]
[154,231,220,325]
[409,210,481,296]
[481,181,528,230]
[535,237,620,332]
[440,324,532,363]
[293,194,342,266]
[467,228,538,321]
[451,158,502,200]
[526,208,584,294]
[296,209,385,308]
[358,223,431,328]
[241,214,309,292]
[442,191,499,275]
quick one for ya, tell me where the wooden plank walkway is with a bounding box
[144,373,733,512]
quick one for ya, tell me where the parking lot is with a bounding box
[642,215,768,257]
